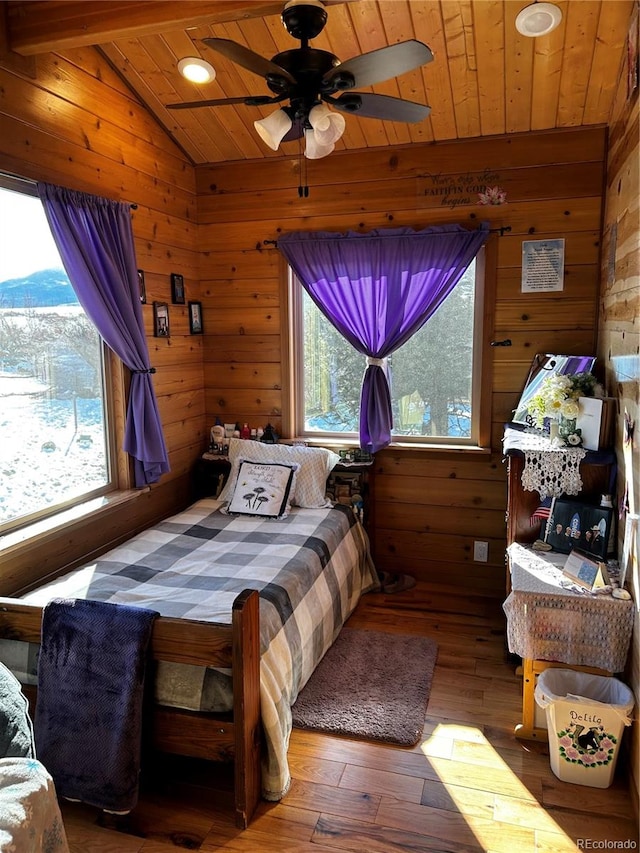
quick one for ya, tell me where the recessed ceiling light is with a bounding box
[178,57,216,84]
[515,2,562,37]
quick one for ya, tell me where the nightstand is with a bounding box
[193,455,231,500]
[326,460,375,555]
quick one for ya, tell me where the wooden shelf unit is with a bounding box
[505,449,616,551]
[503,435,619,742]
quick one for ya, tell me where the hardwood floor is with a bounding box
[59,582,638,852]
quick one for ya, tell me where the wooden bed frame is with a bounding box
[0,588,262,829]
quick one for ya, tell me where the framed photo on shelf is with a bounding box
[544,497,613,560]
[153,301,170,337]
[137,269,146,304]
[170,272,185,304]
[188,300,203,334]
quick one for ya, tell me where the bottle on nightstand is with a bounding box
[210,418,225,452]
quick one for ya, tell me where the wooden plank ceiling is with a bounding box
[5,0,635,165]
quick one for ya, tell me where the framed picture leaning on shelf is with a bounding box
[544,497,614,560]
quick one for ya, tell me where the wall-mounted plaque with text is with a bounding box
[521,238,565,293]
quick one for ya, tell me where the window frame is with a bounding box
[282,238,496,451]
[0,174,126,536]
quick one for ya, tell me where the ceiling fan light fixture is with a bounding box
[308,104,346,145]
[254,108,294,150]
[515,2,562,37]
[304,128,334,159]
[177,57,216,84]
[168,4,434,180]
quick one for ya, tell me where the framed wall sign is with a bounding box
[153,301,170,337]
[171,272,185,304]
[521,238,565,293]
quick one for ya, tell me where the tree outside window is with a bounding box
[293,259,480,444]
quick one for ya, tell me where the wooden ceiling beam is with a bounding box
[6,1,351,56]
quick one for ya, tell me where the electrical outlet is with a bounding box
[473,541,489,562]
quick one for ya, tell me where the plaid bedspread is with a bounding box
[19,498,379,800]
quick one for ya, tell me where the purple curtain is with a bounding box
[278,224,490,453]
[37,183,170,486]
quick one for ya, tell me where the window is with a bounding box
[0,180,115,532]
[289,251,486,446]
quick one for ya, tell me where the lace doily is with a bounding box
[504,429,587,498]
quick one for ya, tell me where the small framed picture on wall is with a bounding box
[153,301,170,337]
[137,269,146,304]
[188,301,203,334]
[171,273,185,304]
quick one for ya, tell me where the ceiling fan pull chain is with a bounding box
[298,138,303,197]
[298,135,309,197]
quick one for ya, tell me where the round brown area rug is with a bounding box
[291,628,438,746]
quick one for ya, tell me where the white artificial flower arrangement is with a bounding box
[526,372,600,447]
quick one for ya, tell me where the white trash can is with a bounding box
[534,668,634,788]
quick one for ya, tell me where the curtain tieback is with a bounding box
[131,367,156,374]
[366,357,386,368]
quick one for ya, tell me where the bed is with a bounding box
[0,440,378,829]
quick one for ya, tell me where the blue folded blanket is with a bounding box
[34,598,158,813]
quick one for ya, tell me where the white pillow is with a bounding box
[219,439,340,508]
[226,460,297,519]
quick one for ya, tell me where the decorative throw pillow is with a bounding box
[219,439,340,508]
[226,460,298,519]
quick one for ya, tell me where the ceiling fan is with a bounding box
[167,0,433,160]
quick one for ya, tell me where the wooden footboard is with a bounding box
[0,589,262,829]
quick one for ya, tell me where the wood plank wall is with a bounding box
[598,12,640,818]
[196,126,606,596]
[0,35,609,602]
[0,21,634,810]
[0,43,205,589]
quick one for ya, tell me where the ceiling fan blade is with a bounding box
[166,95,281,110]
[331,92,431,123]
[202,38,296,85]
[323,40,433,89]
